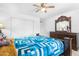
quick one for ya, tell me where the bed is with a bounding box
[14,35,72,56]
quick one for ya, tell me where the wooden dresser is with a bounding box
[50,31,77,51]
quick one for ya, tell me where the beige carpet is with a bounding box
[72,50,79,56]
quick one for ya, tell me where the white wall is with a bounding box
[40,10,79,36]
[40,19,48,36]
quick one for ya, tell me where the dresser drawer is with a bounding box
[50,34,64,39]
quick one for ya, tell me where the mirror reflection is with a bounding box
[55,16,71,32]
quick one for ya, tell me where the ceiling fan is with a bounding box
[33,3,55,13]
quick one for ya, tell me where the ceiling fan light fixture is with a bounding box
[41,8,46,12]
[33,3,55,13]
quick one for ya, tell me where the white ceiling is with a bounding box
[0,3,79,19]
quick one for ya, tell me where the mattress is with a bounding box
[14,36,64,56]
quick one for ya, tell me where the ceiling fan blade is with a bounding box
[33,4,40,7]
[35,9,40,12]
[47,6,55,8]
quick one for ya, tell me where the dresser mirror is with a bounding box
[55,16,71,32]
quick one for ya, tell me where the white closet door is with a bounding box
[12,18,34,37]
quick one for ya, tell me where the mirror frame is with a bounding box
[55,16,71,32]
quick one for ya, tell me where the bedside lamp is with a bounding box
[0,23,5,33]
[0,23,6,42]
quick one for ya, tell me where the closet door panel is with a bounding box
[12,18,34,37]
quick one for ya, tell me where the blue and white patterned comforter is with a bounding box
[14,36,64,56]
